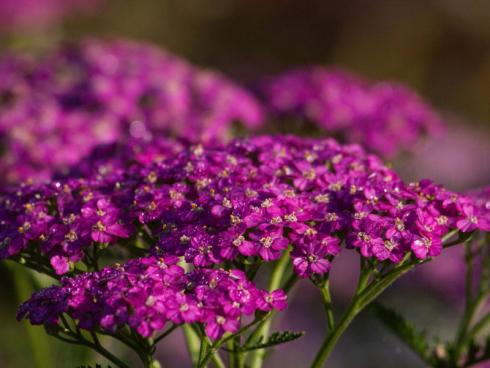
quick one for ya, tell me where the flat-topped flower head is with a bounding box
[260,67,443,157]
[0,135,482,277]
[0,38,264,185]
[17,256,285,340]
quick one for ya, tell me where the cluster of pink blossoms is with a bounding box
[261,67,443,157]
[1,135,487,279]
[467,187,490,214]
[17,256,287,340]
[0,39,263,184]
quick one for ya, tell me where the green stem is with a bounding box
[53,330,130,368]
[8,264,53,368]
[211,351,226,368]
[469,312,490,338]
[249,252,290,368]
[229,335,246,368]
[310,297,361,368]
[453,242,477,363]
[191,325,226,368]
[84,338,131,368]
[183,324,201,366]
[310,256,418,368]
[198,334,209,366]
[96,329,145,363]
[245,315,273,347]
[227,339,237,368]
[320,279,335,331]
[469,245,490,339]
[199,315,269,368]
[452,237,490,364]
[357,259,420,310]
[235,338,246,368]
[154,324,178,345]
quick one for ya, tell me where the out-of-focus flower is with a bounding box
[260,67,443,157]
[0,38,264,185]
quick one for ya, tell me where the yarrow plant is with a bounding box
[375,186,490,368]
[260,66,443,157]
[2,134,488,367]
[0,38,263,184]
[18,256,286,367]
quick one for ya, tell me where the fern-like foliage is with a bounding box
[241,330,305,352]
[372,303,435,365]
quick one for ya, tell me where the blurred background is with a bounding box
[0,0,489,367]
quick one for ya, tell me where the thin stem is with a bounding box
[453,241,477,363]
[320,279,335,331]
[310,297,361,368]
[210,349,226,368]
[52,330,131,368]
[234,337,245,368]
[85,338,131,368]
[469,312,490,338]
[154,324,178,345]
[227,339,237,368]
[452,236,490,365]
[248,252,290,368]
[227,335,245,368]
[243,276,298,351]
[310,257,369,368]
[183,323,201,365]
[246,262,262,281]
[199,314,270,368]
[191,325,226,368]
[9,264,54,368]
[357,259,420,310]
[95,329,144,359]
[14,257,59,280]
[310,256,418,368]
[443,230,474,249]
[469,244,490,339]
[57,316,147,368]
[198,333,209,366]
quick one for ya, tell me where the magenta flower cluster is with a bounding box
[261,67,443,157]
[0,38,263,184]
[467,186,490,215]
[0,34,487,368]
[17,256,287,340]
[1,135,486,278]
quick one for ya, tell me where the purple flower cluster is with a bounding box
[17,256,286,340]
[1,135,485,278]
[410,186,490,300]
[0,0,100,30]
[0,38,264,184]
[467,186,490,217]
[261,67,443,157]
[0,136,182,274]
